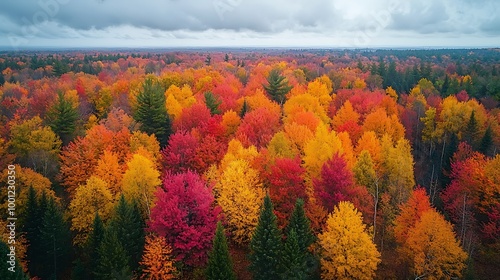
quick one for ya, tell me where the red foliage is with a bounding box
[149,171,220,267]
[173,103,212,132]
[161,131,199,174]
[192,135,227,174]
[236,107,281,148]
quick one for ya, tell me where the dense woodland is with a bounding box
[0,48,499,279]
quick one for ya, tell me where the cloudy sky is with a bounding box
[0,0,499,50]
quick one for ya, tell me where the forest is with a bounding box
[0,48,499,279]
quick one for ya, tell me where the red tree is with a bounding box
[161,131,199,174]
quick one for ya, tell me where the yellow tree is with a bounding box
[216,159,264,244]
[332,100,360,130]
[383,138,415,206]
[318,201,381,280]
[406,209,467,279]
[122,153,161,217]
[220,139,259,171]
[284,93,330,125]
[165,84,196,120]
[306,77,333,110]
[69,176,114,244]
[95,150,123,196]
[140,235,177,280]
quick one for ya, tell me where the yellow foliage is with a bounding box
[306,78,333,110]
[338,132,355,170]
[385,86,398,100]
[129,131,161,164]
[267,131,297,159]
[284,93,330,125]
[221,110,241,136]
[216,159,264,244]
[220,139,259,171]
[332,100,359,130]
[355,131,382,169]
[95,150,123,196]
[406,210,467,279]
[362,108,405,141]
[319,201,381,280]
[140,235,177,280]
[283,122,314,153]
[353,78,366,89]
[165,84,195,120]
[122,153,161,218]
[69,176,114,244]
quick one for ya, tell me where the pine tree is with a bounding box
[263,69,292,106]
[463,111,479,148]
[0,240,28,280]
[24,188,44,277]
[133,77,171,147]
[249,195,283,280]
[39,197,72,280]
[85,213,105,279]
[281,229,308,280]
[479,125,493,156]
[224,54,229,62]
[206,222,236,280]
[96,226,132,280]
[47,91,78,145]
[108,195,145,271]
[204,91,222,115]
[285,199,317,278]
[239,98,249,118]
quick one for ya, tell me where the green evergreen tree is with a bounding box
[204,91,222,115]
[285,199,317,279]
[206,222,236,280]
[464,111,479,148]
[47,91,78,145]
[240,98,249,118]
[84,213,105,280]
[224,54,229,62]
[281,229,308,280]
[0,240,28,280]
[96,226,132,280]
[441,75,450,96]
[249,195,283,280]
[479,125,493,156]
[263,69,292,106]
[39,197,72,280]
[205,55,211,66]
[108,195,145,271]
[23,188,44,277]
[133,77,171,147]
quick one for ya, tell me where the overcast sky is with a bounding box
[0,0,499,50]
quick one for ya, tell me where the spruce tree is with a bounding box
[464,111,479,148]
[479,125,493,156]
[206,222,236,280]
[204,91,222,115]
[39,197,72,280]
[249,195,283,280]
[96,226,132,280]
[263,69,292,106]
[24,188,45,277]
[0,240,28,280]
[85,213,105,279]
[239,99,249,118]
[133,77,171,147]
[108,195,145,271]
[281,229,308,280]
[47,91,78,145]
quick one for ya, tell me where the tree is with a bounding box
[216,159,264,244]
[263,69,292,105]
[206,222,236,280]
[236,107,281,148]
[318,201,380,280]
[0,239,28,280]
[134,77,171,147]
[108,195,145,271]
[39,197,72,280]
[140,235,177,280]
[96,225,132,280]
[85,213,105,280]
[479,124,493,155]
[46,91,78,145]
[281,229,309,280]
[122,153,161,218]
[249,195,283,280]
[204,91,222,115]
[406,209,467,279]
[69,176,114,244]
[393,188,432,245]
[161,131,199,173]
[94,150,123,195]
[149,171,219,267]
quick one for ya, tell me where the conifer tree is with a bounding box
[263,69,292,105]
[249,195,283,280]
[479,125,493,156]
[134,77,171,147]
[0,240,28,280]
[281,229,308,280]
[206,222,236,280]
[39,197,72,280]
[47,91,78,145]
[96,226,132,280]
[240,98,249,118]
[85,213,105,279]
[204,91,222,115]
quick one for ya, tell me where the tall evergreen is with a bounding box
[0,240,28,280]
[39,197,72,280]
[464,111,479,148]
[281,229,308,280]
[84,213,105,279]
[249,195,283,280]
[206,222,236,280]
[47,91,78,145]
[479,125,493,156]
[96,226,132,280]
[133,77,171,147]
[24,188,45,277]
[240,99,249,118]
[204,91,222,115]
[108,195,145,271]
[285,199,317,279]
[263,69,292,106]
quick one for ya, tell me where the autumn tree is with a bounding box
[134,77,171,147]
[122,153,161,217]
[318,201,380,280]
[264,69,292,105]
[69,176,114,244]
[149,171,219,267]
[46,91,78,145]
[249,195,283,280]
[406,209,467,279]
[353,150,379,238]
[161,130,198,173]
[216,159,264,244]
[140,235,177,280]
[206,222,236,280]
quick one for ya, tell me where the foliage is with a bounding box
[140,235,177,280]
[206,222,236,280]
